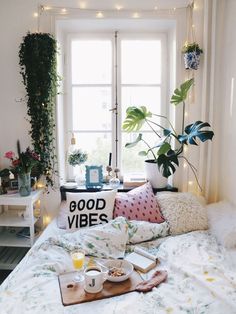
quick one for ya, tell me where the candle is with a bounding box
[108,153,112,166]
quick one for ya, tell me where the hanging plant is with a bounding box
[19,32,60,188]
[182,42,203,70]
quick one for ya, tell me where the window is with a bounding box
[66,33,167,180]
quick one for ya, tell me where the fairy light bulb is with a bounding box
[132,12,140,18]
[96,11,104,18]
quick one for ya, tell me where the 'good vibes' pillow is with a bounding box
[113,182,165,223]
[64,190,116,231]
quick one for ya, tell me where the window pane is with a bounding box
[122,132,159,174]
[72,87,112,131]
[122,86,161,130]
[121,40,161,84]
[72,132,111,176]
[72,40,112,84]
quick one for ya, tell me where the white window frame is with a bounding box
[65,32,168,181]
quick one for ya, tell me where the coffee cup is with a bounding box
[84,266,108,293]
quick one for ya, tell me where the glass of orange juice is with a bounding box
[71,249,85,282]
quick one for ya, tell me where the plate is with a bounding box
[103,259,133,282]
[63,182,78,189]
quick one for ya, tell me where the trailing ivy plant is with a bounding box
[19,32,60,188]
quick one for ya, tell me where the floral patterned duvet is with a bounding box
[0,218,236,314]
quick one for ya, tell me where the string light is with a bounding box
[188,181,193,186]
[43,6,51,11]
[185,112,188,117]
[61,8,67,13]
[33,12,38,17]
[184,146,188,153]
[96,11,104,18]
[154,6,158,10]
[132,12,140,18]
[115,5,123,10]
[79,1,87,9]
[183,162,187,168]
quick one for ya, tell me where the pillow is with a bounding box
[113,182,165,223]
[57,190,116,230]
[156,192,208,235]
[207,201,236,248]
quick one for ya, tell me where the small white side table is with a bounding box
[0,189,43,270]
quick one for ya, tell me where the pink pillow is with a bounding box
[113,182,165,223]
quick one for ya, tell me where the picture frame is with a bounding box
[85,165,103,190]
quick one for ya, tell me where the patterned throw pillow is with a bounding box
[156,192,208,235]
[113,182,165,223]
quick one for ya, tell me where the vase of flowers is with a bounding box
[5,141,40,196]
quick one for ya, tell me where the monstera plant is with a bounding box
[123,78,214,189]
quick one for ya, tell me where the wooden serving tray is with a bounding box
[58,271,143,306]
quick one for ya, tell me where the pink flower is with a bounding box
[4,151,15,159]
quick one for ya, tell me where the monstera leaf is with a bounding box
[123,106,152,132]
[178,121,214,145]
[157,150,179,178]
[170,78,194,106]
[125,133,142,148]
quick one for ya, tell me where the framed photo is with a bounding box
[85,165,103,190]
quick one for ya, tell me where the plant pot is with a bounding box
[184,51,201,70]
[18,172,31,197]
[144,160,168,188]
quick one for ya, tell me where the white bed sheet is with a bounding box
[0,220,236,314]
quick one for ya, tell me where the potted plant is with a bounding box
[122,78,214,189]
[182,42,203,70]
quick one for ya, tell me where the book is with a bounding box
[125,247,158,273]
[123,174,146,188]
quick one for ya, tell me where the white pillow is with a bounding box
[155,192,208,235]
[57,190,116,230]
[207,201,236,249]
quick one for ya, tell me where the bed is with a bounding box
[0,193,236,314]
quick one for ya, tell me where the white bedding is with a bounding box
[0,218,236,314]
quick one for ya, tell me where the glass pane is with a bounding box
[122,132,159,175]
[122,86,161,131]
[72,132,112,178]
[121,40,161,84]
[72,87,112,131]
[72,40,112,84]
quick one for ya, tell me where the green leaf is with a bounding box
[170,78,194,106]
[157,150,179,178]
[163,129,172,136]
[138,150,148,156]
[122,106,152,132]
[157,142,171,155]
[178,121,214,145]
[125,133,142,148]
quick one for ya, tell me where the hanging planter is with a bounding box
[182,42,203,70]
[19,32,60,188]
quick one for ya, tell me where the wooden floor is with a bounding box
[0,270,11,284]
